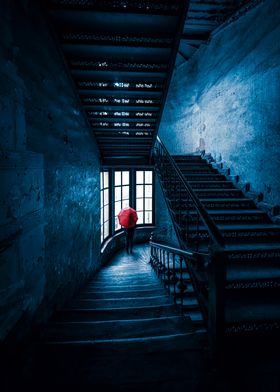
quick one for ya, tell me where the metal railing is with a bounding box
[153,136,225,252]
[152,137,228,358]
[150,240,208,319]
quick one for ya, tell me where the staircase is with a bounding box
[153,137,280,347]
[15,245,206,390]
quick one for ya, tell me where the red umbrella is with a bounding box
[118,207,138,228]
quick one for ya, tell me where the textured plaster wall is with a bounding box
[159,0,280,206]
[0,0,100,342]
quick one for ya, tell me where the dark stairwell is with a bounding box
[1,0,280,391]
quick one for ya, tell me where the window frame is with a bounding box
[135,170,154,226]
[100,170,110,244]
[113,170,131,232]
[100,168,155,241]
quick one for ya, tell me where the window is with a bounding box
[136,170,153,224]
[114,171,130,231]
[100,171,109,243]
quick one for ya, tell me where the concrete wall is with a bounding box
[0,0,100,342]
[159,0,280,206]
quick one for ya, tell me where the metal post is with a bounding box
[207,245,227,361]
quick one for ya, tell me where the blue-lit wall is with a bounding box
[0,1,100,342]
[159,0,280,206]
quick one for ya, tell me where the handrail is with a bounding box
[154,136,225,249]
[149,239,209,322]
[149,241,208,259]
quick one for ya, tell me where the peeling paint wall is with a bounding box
[0,0,100,342]
[159,0,280,206]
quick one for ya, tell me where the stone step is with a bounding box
[77,288,167,299]
[168,197,255,211]
[55,304,183,322]
[165,188,245,199]
[91,277,160,285]
[225,299,280,326]
[184,223,280,243]
[23,332,206,389]
[166,282,195,296]
[226,242,280,262]
[98,269,152,276]
[188,181,235,189]
[40,316,194,342]
[87,282,163,291]
[70,295,174,309]
[225,280,280,294]
[175,163,213,169]
[182,174,226,181]
[175,297,199,309]
[201,198,256,209]
[194,189,245,198]
[179,209,271,224]
[179,167,219,173]
[173,155,204,162]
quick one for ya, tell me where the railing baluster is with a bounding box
[173,253,176,300]
[167,251,170,293]
[180,256,184,314]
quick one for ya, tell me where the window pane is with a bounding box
[136,198,143,211]
[145,198,152,210]
[145,171,153,184]
[104,222,109,238]
[101,225,104,241]
[145,211,152,224]
[136,185,143,198]
[104,172,109,188]
[136,171,144,184]
[115,216,120,230]
[104,205,109,221]
[122,171,129,185]
[122,199,129,208]
[100,191,103,209]
[100,207,104,224]
[115,186,121,201]
[104,189,109,205]
[100,173,103,189]
[145,185,152,197]
[115,171,121,186]
[122,186,129,200]
[137,211,143,224]
[115,201,122,216]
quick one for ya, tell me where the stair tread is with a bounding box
[226,301,280,323]
[204,209,266,215]
[226,268,280,280]
[41,316,194,342]
[78,289,168,299]
[70,296,174,309]
[56,304,183,322]
[187,223,280,230]
[225,243,280,251]
[37,330,202,350]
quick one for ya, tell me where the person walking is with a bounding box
[118,207,138,254]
